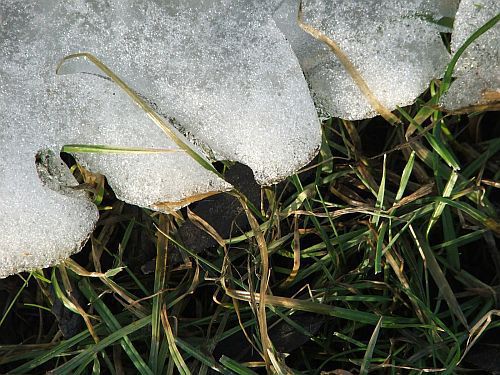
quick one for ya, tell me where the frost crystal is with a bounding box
[0,0,320,276]
[274,0,451,120]
[440,0,500,112]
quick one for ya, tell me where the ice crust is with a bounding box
[0,0,320,276]
[274,0,451,120]
[440,0,500,112]
[123,0,321,185]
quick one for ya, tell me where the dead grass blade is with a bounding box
[62,144,184,154]
[56,266,100,343]
[231,192,273,370]
[149,215,169,372]
[460,309,500,364]
[186,208,226,248]
[297,1,400,125]
[153,191,223,213]
[280,215,301,288]
[160,305,191,375]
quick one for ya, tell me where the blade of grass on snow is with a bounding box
[439,12,500,96]
[62,144,184,154]
[56,52,221,178]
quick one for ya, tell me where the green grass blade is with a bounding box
[50,270,80,315]
[149,216,169,373]
[10,329,93,373]
[50,316,151,375]
[440,12,500,96]
[375,222,388,275]
[426,170,459,237]
[374,154,387,274]
[395,151,416,203]
[430,197,499,233]
[74,355,95,375]
[359,317,383,375]
[78,279,154,375]
[0,274,32,330]
[161,306,191,375]
[174,338,230,374]
[373,153,387,227]
[409,225,468,328]
[219,356,259,374]
[397,106,460,170]
[462,138,500,179]
[431,229,487,251]
[62,144,184,154]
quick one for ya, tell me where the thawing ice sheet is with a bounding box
[440,0,500,112]
[274,0,451,120]
[122,0,322,184]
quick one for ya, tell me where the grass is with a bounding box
[1,11,500,375]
